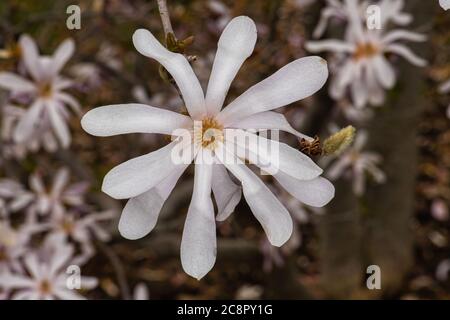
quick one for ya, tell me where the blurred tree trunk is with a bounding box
[316,0,434,298]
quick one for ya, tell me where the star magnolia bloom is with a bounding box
[0,35,79,148]
[81,16,334,279]
[313,0,412,39]
[327,131,385,195]
[306,0,426,108]
[0,240,97,300]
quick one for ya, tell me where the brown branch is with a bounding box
[156,0,174,39]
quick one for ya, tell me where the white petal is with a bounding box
[384,44,427,67]
[224,129,322,180]
[205,16,257,115]
[217,56,328,126]
[118,165,187,240]
[305,40,355,53]
[382,30,426,44]
[13,100,44,143]
[48,101,71,148]
[51,168,69,198]
[372,56,395,89]
[102,140,194,199]
[274,173,335,207]
[49,246,74,277]
[81,104,192,137]
[132,29,206,119]
[51,38,75,76]
[229,111,313,141]
[212,164,241,221]
[216,143,293,246]
[181,150,216,280]
[18,35,42,81]
[0,72,36,92]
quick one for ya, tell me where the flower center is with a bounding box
[39,279,52,295]
[0,248,8,262]
[353,42,379,60]
[61,219,75,235]
[195,117,224,150]
[39,82,53,98]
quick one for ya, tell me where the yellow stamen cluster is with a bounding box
[39,83,53,98]
[353,42,379,60]
[39,280,52,294]
[194,117,224,150]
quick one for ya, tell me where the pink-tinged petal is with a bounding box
[372,55,395,89]
[274,173,335,207]
[212,163,241,221]
[51,168,70,198]
[24,254,42,279]
[132,29,206,119]
[51,38,75,76]
[102,140,194,199]
[384,44,427,67]
[48,246,74,277]
[217,56,328,126]
[118,165,188,240]
[206,16,257,115]
[216,143,293,247]
[81,104,192,137]
[48,101,71,148]
[18,34,42,81]
[229,111,313,141]
[0,274,34,288]
[13,100,44,143]
[181,149,216,280]
[224,129,322,180]
[11,290,37,300]
[0,72,36,92]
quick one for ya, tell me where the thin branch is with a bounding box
[156,0,174,39]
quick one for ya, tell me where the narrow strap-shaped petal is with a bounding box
[205,16,257,116]
[102,139,195,199]
[0,72,36,93]
[81,104,192,137]
[274,172,335,207]
[13,100,44,143]
[216,142,293,247]
[48,101,71,148]
[181,149,216,280]
[132,29,206,119]
[51,38,75,76]
[372,55,395,89]
[118,164,188,240]
[228,111,313,141]
[217,56,328,126]
[384,44,427,67]
[18,35,43,81]
[224,129,322,180]
[305,40,355,53]
[381,30,426,45]
[212,163,242,221]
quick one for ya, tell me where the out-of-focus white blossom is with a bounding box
[327,130,386,195]
[440,0,450,11]
[133,283,150,300]
[313,0,412,39]
[0,221,31,273]
[0,238,97,300]
[82,16,334,279]
[307,0,426,108]
[0,35,79,149]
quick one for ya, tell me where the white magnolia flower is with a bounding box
[1,104,58,158]
[313,0,412,39]
[0,220,31,273]
[327,130,385,195]
[33,210,115,265]
[26,168,89,217]
[0,35,79,148]
[438,79,450,118]
[0,240,97,300]
[307,0,426,108]
[82,16,334,279]
[0,178,34,218]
